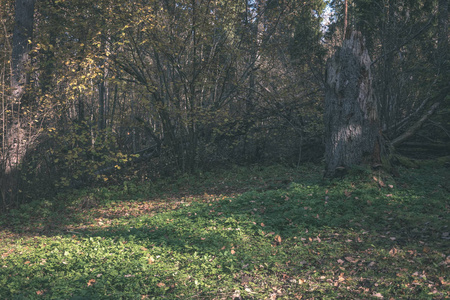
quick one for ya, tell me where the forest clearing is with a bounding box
[1,163,449,299]
[0,0,449,298]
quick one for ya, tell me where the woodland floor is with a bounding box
[0,162,449,299]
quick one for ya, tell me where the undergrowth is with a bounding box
[0,164,449,299]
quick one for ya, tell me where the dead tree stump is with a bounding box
[324,31,380,177]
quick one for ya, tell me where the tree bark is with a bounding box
[324,31,380,177]
[438,0,448,69]
[343,0,348,38]
[11,0,35,101]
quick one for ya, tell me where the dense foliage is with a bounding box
[0,0,448,207]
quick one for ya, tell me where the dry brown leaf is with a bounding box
[274,235,282,244]
[345,256,359,263]
[373,292,384,298]
[389,248,398,256]
[87,279,96,286]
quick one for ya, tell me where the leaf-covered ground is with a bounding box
[0,164,449,299]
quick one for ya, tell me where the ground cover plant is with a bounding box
[0,164,449,299]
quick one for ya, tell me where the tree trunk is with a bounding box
[438,0,448,70]
[11,0,35,101]
[343,0,348,38]
[324,31,380,177]
[1,0,36,209]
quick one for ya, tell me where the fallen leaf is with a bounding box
[345,256,359,263]
[337,259,345,264]
[261,223,265,227]
[157,282,165,288]
[274,235,282,244]
[373,292,384,298]
[87,279,96,286]
[373,176,386,187]
[148,256,155,264]
[231,249,236,254]
[389,248,398,256]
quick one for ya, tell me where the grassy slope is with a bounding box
[0,164,449,299]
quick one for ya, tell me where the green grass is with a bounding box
[0,164,449,299]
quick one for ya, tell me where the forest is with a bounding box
[0,0,447,206]
[0,0,449,299]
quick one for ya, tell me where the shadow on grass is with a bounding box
[1,165,449,299]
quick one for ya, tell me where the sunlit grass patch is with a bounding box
[0,164,449,299]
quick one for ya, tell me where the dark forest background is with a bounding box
[1,0,448,209]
